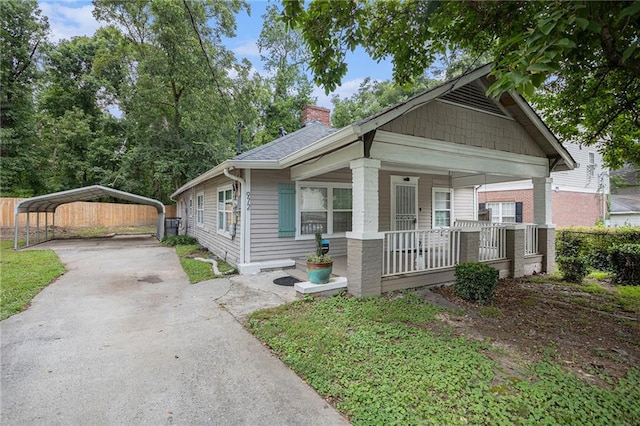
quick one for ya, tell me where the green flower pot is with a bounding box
[306,261,333,284]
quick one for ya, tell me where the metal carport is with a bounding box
[14,185,166,249]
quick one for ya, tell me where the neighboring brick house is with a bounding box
[479,142,609,227]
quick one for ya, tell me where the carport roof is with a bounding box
[15,185,165,214]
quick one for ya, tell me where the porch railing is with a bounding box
[525,224,539,255]
[454,220,539,257]
[383,229,461,277]
[478,223,507,261]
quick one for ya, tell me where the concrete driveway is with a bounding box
[1,235,347,425]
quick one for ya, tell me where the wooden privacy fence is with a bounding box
[1,198,176,229]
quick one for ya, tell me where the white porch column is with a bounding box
[347,158,383,297]
[350,158,381,235]
[532,177,553,225]
[532,177,555,273]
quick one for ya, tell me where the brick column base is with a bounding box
[538,225,556,274]
[506,226,526,278]
[459,229,480,264]
[347,237,383,297]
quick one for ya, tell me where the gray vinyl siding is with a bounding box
[249,169,349,263]
[551,142,608,192]
[177,175,241,266]
[381,100,546,158]
[453,187,476,221]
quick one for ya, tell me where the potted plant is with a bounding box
[306,232,333,284]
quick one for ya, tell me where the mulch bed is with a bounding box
[431,277,639,381]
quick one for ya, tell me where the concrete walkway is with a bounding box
[1,235,347,425]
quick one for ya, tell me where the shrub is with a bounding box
[454,263,499,304]
[557,256,589,283]
[556,228,640,273]
[556,231,588,282]
[161,235,198,246]
[610,243,640,286]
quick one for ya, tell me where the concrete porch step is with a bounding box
[290,258,348,296]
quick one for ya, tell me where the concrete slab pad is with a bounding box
[1,237,347,425]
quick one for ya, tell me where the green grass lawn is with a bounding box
[0,241,66,320]
[174,244,235,284]
[247,293,640,425]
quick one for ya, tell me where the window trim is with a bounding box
[216,184,234,237]
[587,151,596,178]
[432,187,454,228]
[295,181,353,240]
[486,201,516,223]
[196,191,204,227]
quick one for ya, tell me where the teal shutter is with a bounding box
[278,183,296,237]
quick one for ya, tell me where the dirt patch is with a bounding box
[430,277,639,382]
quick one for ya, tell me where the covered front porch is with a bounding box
[282,66,574,296]
[342,155,557,296]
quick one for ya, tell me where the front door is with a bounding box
[391,176,418,231]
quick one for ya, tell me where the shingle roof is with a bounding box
[233,121,336,162]
[610,194,640,213]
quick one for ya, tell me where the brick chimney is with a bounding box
[302,105,331,127]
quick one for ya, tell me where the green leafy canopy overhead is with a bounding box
[282,0,640,168]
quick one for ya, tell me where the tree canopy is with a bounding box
[0,0,49,196]
[0,1,320,201]
[282,0,640,168]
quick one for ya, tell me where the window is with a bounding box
[217,186,233,233]
[196,192,204,226]
[297,183,352,237]
[189,196,193,217]
[587,151,596,178]
[432,188,453,227]
[487,202,516,223]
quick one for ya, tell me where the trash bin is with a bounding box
[165,217,181,236]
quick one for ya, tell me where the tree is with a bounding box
[92,0,248,202]
[0,0,49,196]
[253,4,314,143]
[36,35,121,191]
[282,0,640,167]
[331,75,438,128]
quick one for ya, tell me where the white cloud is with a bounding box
[312,78,366,110]
[232,39,260,58]
[39,1,102,42]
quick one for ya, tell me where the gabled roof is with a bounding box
[15,185,165,214]
[172,64,576,198]
[234,121,336,161]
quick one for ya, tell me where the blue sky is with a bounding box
[38,0,394,109]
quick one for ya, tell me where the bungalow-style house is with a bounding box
[478,142,609,227]
[171,65,576,297]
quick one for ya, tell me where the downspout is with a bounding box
[223,168,247,264]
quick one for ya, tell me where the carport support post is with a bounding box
[14,212,19,250]
[36,211,40,243]
[25,211,30,247]
[347,158,383,297]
